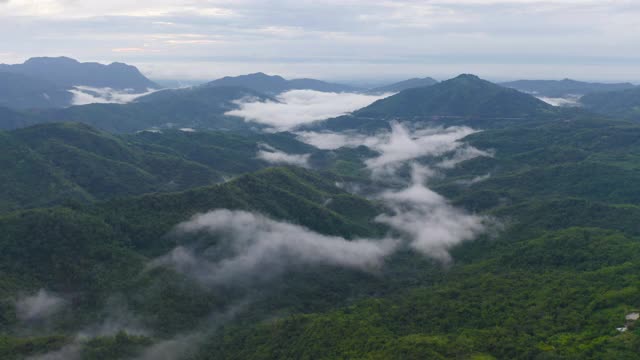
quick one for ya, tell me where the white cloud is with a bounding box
[15,289,66,321]
[226,90,392,130]
[257,148,310,167]
[298,122,485,175]
[376,164,487,262]
[436,145,494,169]
[295,131,371,150]
[69,86,158,106]
[150,210,398,285]
[537,95,582,107]
[364,123,478,173]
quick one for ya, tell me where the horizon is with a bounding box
[2,1,640,83]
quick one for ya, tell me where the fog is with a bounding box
[151,210,397,285]
[226,90,392,131]
[69,86,157,105]
[15,289,66,322]
[256,144,310,167]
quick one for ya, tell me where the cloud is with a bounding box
[298,122,486,175]
[132,300,249,360]
[226,90,392,131]
[376,164,488,262]
[436,145,494,169]
[363,123,479,173]
[256,144,310,167]
[537,96,582,107]
[257,149,310,167]
[15,289,66,322]
[455,173,492,186]
[4,1,640,82]
[26,297,146,360]
[295,131,372,150]
[150,210,397,285]
[69,86,158,106]
[148,121,495,288]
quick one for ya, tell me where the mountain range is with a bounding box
[4,60,640,359]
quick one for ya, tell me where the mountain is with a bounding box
[355,74,556,119]
[0,122,320,212]
[32,86,272,133]
[368,77,438,93]
[580,86,640,120]
[197,117,640,360]
[0,72,73,109]
[0,57,160,92]
[501,79,635,97]
[205,72,358,94]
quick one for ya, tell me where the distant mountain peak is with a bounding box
[356,74,554,119]
[206,72,357,94]
[0,56,160,95]
[453,73,482,80]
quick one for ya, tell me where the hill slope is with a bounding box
[0,122,319,212]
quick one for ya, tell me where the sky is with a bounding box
[1,0,640,83]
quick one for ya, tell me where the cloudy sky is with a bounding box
[1,0,639,83]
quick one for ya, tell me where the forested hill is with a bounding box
[355,74,556,119]
[0,123,319,212]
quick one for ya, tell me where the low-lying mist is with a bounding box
[69,86,157,106]
[226,89,393,131]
